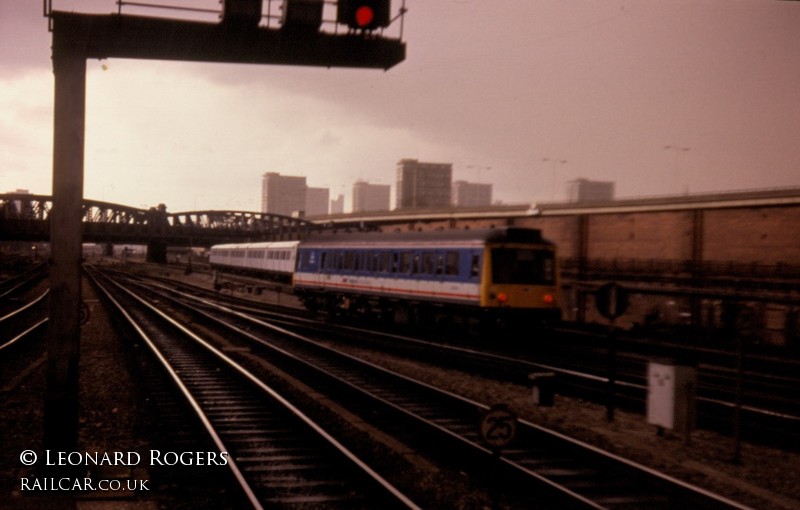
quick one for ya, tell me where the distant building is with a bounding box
[330,194,344,215]
[452,181,492,207]
[395,159,452,210]
[567,178,615,203]
[352,181,391,212]
[261,172,307,216]
[305,187,330,217]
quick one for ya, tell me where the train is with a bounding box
[207,241,298,283]
[209,227,561,326]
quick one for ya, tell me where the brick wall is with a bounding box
[375,203,800,266]
[703,207,800,264]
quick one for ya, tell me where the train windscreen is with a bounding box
[491,248,555,284]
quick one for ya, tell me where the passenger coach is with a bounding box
[208,241,299,283]
[293,227,560,325]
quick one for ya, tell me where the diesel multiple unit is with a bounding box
[209,228,561,325]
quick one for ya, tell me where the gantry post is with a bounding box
[45,41,86,455]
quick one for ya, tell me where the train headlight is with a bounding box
[497,293,509,303]
[543,294,555,304]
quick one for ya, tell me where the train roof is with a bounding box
[300,227,553,248]
[211,241,300,250]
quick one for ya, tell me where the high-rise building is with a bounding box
[305,187,330,217]
[261,172,307,216]
[330,194,345,215]
[452,181,492,207]
[567,178,615,203]
[352,180,391,212]
[395,159,452,210]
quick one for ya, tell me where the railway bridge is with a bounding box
[0,193,315,262]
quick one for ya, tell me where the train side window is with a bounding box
[412,253,420,274]
[320,251,328,272]
[344,251,354,271]
[379,252,391,273]
[445,251,459,276]
[436,253,445,275]
[421,252,435,274]
[301,250,311,270]
[470,254,481,278]
[391,253,400,273]
[400,252,412,273]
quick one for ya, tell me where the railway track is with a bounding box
[100,269,755,509]
[122,269,800,450]
[0,261,47,301]
[0,289,48,352]
[89,268,421,510]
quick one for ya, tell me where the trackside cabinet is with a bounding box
[529,372,556,406]
[646,361,697,435]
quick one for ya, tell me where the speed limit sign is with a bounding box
[479,404,518,449]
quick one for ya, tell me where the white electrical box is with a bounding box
[647,361,697,434]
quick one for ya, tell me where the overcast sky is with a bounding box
[1,0,799,212]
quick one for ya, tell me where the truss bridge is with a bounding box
[0,193,315,261]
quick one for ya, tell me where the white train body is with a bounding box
[208,241,299,281]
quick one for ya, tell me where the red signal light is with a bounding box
[338,0,390,31]
[354,6,374,27]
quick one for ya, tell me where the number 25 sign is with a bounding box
[479,404,518,449]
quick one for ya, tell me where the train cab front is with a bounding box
[481,243,562,324]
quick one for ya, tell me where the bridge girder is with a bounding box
[0,194,316,246]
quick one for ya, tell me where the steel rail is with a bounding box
[89,271,264,510]
[134,272,800,437]
[0,289,49,323]
[0,318,48,352]
[0,265,47,300]
[90,269,421,510]
[122,275,754,509]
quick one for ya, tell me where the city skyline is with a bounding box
[1,1,799,212]
[261,158,495,217]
